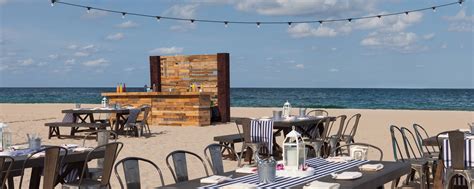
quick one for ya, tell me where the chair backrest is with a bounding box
[413,123,437,155]
[327,115,347,139]
[82,130,118,147]
[437,130,466,170]
[239,118,253,143]
[114,157,165,188]
[79,142,124,187]
[139,105,151,122]
[203,143,241,175]
[0,156,14,188]
[342,113,361,139]
[390,125,408,162]
[309,117,331,140]
[400,127,423,159]
[165,150,209,183]
[330,143,383,161]
[306,109,329,117]
[125,109,141,126]
[19,146,68,189]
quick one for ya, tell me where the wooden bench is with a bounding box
[213,134,244,160]
[44,122,109,139]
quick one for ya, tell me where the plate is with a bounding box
[332,171,363,180]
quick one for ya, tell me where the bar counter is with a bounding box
[102,92,211,126]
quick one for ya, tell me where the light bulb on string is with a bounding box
[50,0,55,7]
[459,0,463,6]
[224,21,228,28]
[288,22,292,28]
[122,12,126,19]
[156,16,161,22]
[190,19,195,24]
[256,22,260,28]
[432,7,436,12]
[377,15,382,19]
[347,18,352,24]
[318,21,323,27]
[86,7,91,13]
[405,11,409,16]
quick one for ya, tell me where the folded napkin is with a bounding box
[73,147,93,152]
[31,152,45,158]
[62,144,79,149]
[221,183,257,189]
[359,164,384,171]
[303,181,340,189]
[236,166,257,174]
[298,117,310,120]
[326,156,353,163]
[331,172,363,180]
[200,175,232,184]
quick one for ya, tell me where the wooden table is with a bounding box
[273,116,336,137]
[157,161,411,189]
[62,108,130,134]
[5,148,104,189]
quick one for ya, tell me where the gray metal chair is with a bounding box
[62,142,124,189]
[81,130,119,180]
[304,117,332,158]
[204,143,241,175]
[114,157,165,188]
[166,150,210,183]
[0,156,14,189]
[306,109,329,117]
[340,113,361,145]
[19,146,69,189]
[437,130,474,189]
[237,118,266,166]
[124,109,143,137]
[327,115,347,152]
[413,124,439,158]
[330,142,383,161]
[390,125,430,189]
[137,105,152,136]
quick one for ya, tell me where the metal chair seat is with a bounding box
[62,179,104,189]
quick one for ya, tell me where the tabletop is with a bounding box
[62,108,130,114]
[158,160,410,189]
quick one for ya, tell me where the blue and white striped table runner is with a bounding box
[199,158,369,189]
[442,138,474,168]
[250,119,274,155]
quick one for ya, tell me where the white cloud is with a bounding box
[295,64,304,69]
[67,44,78,50]
[355,12,423,32]
[105,33,125,41]
[65,59,76,65]
[441,44,448,49]
[82,58,109,67]
[422,33,435,40]
[235,0,376,16]
[331,47,337,51]
[74,52,90,57]
[48,54,59,59]
[164,4,199,32]
[37,62,48,67]
[81,44,96,51]
[360,32,428,53]
[116,21,139,29]
[81,10,108,19]
[444,9,474,33]
[329,68,339,72]
[18,58,34,66]
[124,67,135,72]
[288,24,338,38]
[149,47,184,55]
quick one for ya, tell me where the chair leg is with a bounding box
[238,143,247,166]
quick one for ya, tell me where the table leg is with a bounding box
[29,167,43,189]
[8,176,14,189]
[433,160,443,189]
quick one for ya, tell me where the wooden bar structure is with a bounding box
[102,92,211,126]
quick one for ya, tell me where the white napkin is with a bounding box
[221,183,257,189]
[73,147,93,152]
[62,144,79,149]
[200,175,232,184]
[326,156,353,163]
[359,164,384,171]
[235,166,257,174]
[303,181,340,189]
[298,117,310,120]
[31,152,45,158]
[331,172,363,180]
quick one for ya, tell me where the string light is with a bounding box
[156,16,161,22]
[50,0,462,27]
[86,7,91,13]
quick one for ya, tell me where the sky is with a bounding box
[0,0,473,88]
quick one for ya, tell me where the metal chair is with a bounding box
[327,115,347,152]
[413,124,439,158]
[237,118,267,166]
[390,125,430,189]
[62,142,124,189]
[340,113,361,145]
[19,146,69,189]
[204,143,241,175]
[0,156,14,189]
[137,105,152,136]
[114,157,165,188]
[304,117,332,158]
[306,109,329,117]
[436,130,474,189]
[165,150,210,183]
[330,142,383,161]
[81,130,119,180]
[124,108,143,137]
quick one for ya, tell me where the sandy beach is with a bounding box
[0,103,472,188]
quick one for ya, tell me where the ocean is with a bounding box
[0,88,472,111]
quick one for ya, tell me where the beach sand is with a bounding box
[0,103,472,188]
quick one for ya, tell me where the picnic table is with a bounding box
[3,147,104,189]
[157,159,411,189]
[62,108,130,134]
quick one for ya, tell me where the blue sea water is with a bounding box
[0,88,472,111]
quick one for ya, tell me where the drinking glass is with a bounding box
[75,103,81,109]
[2,132,12,150]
